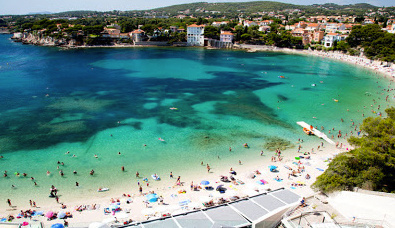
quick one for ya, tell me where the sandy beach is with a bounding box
[1,138,351,227]
[1,44,391,227]
[238,44,395,78]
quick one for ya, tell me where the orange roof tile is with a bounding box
[188,24,205,28]
[221,31,233,35]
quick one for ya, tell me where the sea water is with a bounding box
[0,34,391,207]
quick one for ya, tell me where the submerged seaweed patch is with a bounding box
[0,52,292,153]
[264,136,294,151]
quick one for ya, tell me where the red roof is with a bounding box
[221,31,233,35]
[188,24,205,28]
[132,29,144,34]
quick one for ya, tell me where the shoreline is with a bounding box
[8,33,395,78]
[1,138,351,226]
[237,44,395,78]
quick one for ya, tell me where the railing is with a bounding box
[352,216,393,228]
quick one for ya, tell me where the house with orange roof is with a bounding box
[363,19,375,25]
[220,31,233,43]
[259,20,273,26]
[305,23,322,32]
[383,24,395,34]
[291,28,307,37]
[325,23,346,33]
[129,29,145,42]
[243,20,258,27]
[187,24,205,46]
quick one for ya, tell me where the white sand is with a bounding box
[237,44,395,78]
[1,139,350,227]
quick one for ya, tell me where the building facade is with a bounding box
[187,24,205,46]
[220,31,233,43]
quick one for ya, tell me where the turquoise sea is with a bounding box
[0,34,391,207]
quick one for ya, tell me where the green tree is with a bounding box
[240,33,252,41]
[204,25,220,39]
[313,107,395,193]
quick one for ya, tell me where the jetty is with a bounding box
[297,121,335,145]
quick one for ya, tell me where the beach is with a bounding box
[238,44,395,78]
[1,138,351,226]
[1,36,393,226]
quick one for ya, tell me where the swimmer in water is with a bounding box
[47,171,51,175]
[94,154,98,158]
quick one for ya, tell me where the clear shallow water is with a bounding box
[0,34,391,206]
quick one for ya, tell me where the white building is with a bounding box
[325,23,346,33]
[323,32,341,47]
[212,21,228,27]
[220,31,233,43]
[187,24,205,46]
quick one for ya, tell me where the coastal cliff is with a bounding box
[12,32,75,47]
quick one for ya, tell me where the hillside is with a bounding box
[152,1,378,16]
[153,1,302,14]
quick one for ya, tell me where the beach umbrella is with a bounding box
[57,211,66,219]
[45,211,54,219]
[216,184,224,191]
[50,224,64,228]
[200,180,210,185]
[146,193,158,203]
[22,222,29,226]
[269,165,278,172]
[89,222,110,228]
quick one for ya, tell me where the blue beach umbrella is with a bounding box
[146,193,158,203]
[200,180,210,185]
[51,224,64,228]
[57,211,66,219]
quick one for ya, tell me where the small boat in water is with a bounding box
[98,188,109,192]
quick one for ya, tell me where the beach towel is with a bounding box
[290,186,296,189]
[274,178,283,182]
[316,168,324,171]
[260,179,268,184]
